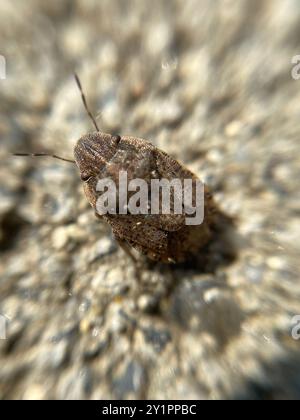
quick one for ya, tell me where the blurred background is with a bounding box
[0,0,300,399]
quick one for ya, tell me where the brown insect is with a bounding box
[14,75,218,264]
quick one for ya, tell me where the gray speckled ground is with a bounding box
[0,0,300,400]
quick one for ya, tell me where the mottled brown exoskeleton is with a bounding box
[15,75,218,264]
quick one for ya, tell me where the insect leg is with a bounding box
[114,236,138,263]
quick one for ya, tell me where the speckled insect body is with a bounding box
[74,131,217,263]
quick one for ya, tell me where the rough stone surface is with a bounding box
[0,0,300,400]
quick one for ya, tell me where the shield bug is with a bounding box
[14,74,218,264]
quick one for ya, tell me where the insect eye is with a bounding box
[112,135,121,144]
[81,172,92,182]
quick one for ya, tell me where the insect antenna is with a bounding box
[13,152,75,163]
[74,73,100,132]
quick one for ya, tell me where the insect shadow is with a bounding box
[144,210,237,277]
